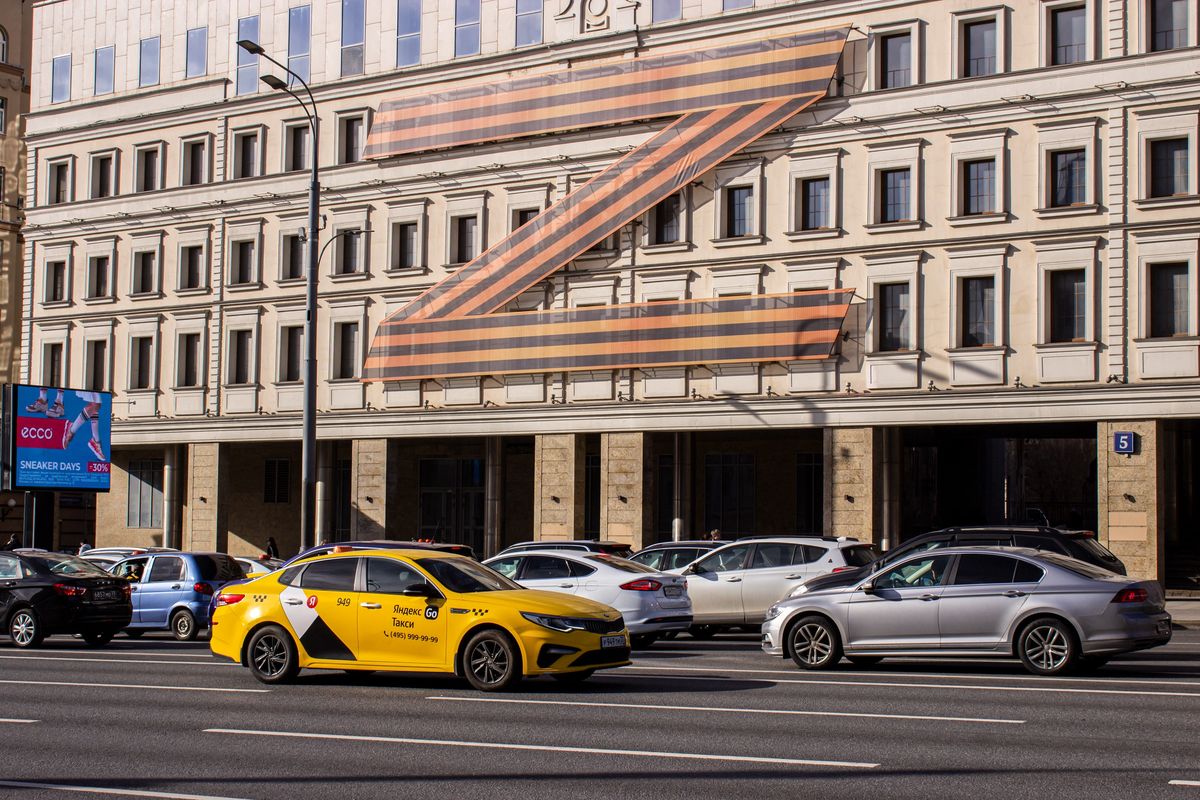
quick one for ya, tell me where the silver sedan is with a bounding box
[761,547,1172,675]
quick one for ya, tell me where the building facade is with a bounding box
[21,0,1200,590]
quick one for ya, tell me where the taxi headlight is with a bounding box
[521,612,590,633]
[763,604,783,622]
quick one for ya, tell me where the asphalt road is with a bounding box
[1,629,1199,800]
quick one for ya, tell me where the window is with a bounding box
[1049,269,1087,342]
[521,556,572,580]
[952,554,1027,585]
[451,215,478,263]
[177,332,202,387]
[879,33,911,88]
[796,452,823,534]
[231,240,257,285]
[85,339,108,391]
[390,221,419,269]
[339,115,365,164]
[800,177,830,230]
[300,558,358,591]
[52,55,71,103]
[1050,5,1087,65]
[334,231,362,275]
[94,46,114,95]
[1050,149,1087,206]
[229,329,254,385]
[264,459,291,504]
[280,325,303,382]
[1151,0,1188,50]
[516,0,543,47]
[513,208,539,231]
[962,19,997,76]
[366,558,427,593]
[182,139,208,186]
[1150,138,1189,197]
[1149,262,1189,337]
[129,336,155,389]
[704,454,755,535]
[0,98,4,130]
[148,556,185,582]
[91,153,115,198]
[652,0,682,22]
[334,321,360,379]
[288,5,311,85]
[132,251,157,295]
[651,194,682,244]
[236,16,260,95]
[136,146,160,192]
[723,186,753,237]
[962,159,996,215]
[45,261,67,304]
[879,167,911,222]
[876,555,950,589]
[341,0,365,76]
[697,543,750,573]
[960,276,995,347]
[86,256,110,299]
[455,0,481,57]
[286,123,312,171]
[43,343,64,386]
[282,233,305,280]
[48,161,71,205]
[397,0,421,67]
[879,282,911,351]
[127,459,164,528]
[180,245,205,290]
[233,130,260,179]
[186,27,208,77]
[139,37,159,87]
[723,0,753,9]
[0,27,7,64]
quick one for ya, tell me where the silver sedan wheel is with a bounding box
[251,633,289,678]
[11,611,37,646]
[469,639,511,685]
[1023,624,1070,671]
[793,623,834,666]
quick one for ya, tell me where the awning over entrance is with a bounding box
[363,27,850,383]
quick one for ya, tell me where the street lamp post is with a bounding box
[237,39,321,552]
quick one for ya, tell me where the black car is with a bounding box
[798,526,1127,595]
[1,550,132,647]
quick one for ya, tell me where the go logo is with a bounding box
[424,606,439,620]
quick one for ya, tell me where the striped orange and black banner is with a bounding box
[365,291,852,381]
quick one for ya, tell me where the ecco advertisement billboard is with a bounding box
[4,384,112,491]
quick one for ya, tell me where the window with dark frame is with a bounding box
[45,261,67,303]
[1150,138,1189,198]
[264,459,292,504]
[878,281,911,351]
[87,255,109,299]
[1149,262,1189,338]
[127,459,164,528]
[1050,148,1087,207]
[724,185,753,237]
[183,139,207,186]
[513,208,539,231]
[1049,268,1087,343]
[49,162,70,204]
[452,215,478,263]
[335,232,361,274]
[44,343,64,387]
[281,326,303,382]
[796,453,823,534]
[287,124,311,172]
[86,339,108,391]
[341,0,365,76]
[1050,5,1087,65]
[178,332,202,387]
[962,158,996,215]
[132,251,156,294]
[879,32,912,88]
[234,131,259,179]
[879,167,911,222]
[340,116,364,164]
[960,276,995,347]
[392,221,419,269]
[137,147,159,192]
[800,176,830,230]
[282,233,305,280]
[130,336,154,390]
[92,153,113,198]
[232,240,256,285]
[651,194,682,244]
[1151,0,1188,51]
[180,245,205,290]
[335,321,360,379]
[962,18,997,76]
[230,329,253,385]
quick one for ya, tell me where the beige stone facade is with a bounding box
[20,0,1200,587]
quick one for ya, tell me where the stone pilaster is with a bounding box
[826,427,877,542]
[1097,420,1163,582]
[351,438,390,539]
[599,432,647,548]
[533,434,585,539]
[184,442,225,552]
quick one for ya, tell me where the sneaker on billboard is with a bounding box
[62,426,75,450]
[88,439,106,462]
[25,399,47,414]
[46,401,66,419]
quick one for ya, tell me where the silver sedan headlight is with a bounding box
[763,603,783,622]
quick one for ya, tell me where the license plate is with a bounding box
[664,586,683,598]
[92,590,119,601]
[601,635,625,649]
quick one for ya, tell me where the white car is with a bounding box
[234,556,284,578]
[679,537,879,637]
[484,550,691,647]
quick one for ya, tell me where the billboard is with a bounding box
[5,385,112,491]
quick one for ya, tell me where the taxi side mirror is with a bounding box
[402,583,436,598]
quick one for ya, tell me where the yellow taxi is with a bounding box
[209,549,630,690]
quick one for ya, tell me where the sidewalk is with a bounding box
[1166,600,1200,627]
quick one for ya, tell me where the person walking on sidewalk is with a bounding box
[2,533,18,550]
[265,537,279,560]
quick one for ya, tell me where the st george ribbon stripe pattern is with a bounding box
[362,27,850,383]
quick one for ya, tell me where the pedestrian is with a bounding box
[78,542,92,554]
[708,528,721,541]
[265,536,279,560]
[2,533,18,550]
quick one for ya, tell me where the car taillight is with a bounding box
[620,579,662,592]
[53,583,87,597]
[193,582,214,595]
[832,567,854,573]
[1113,587,1148,604]
[215,593,245,607]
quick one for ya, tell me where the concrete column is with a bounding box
[484,437,503,558]
[1097,420,1164,582]
[162,445,179,550]
[185,443,225,552]
[533,434,585,539]
[825,427,878,542]
[351,438,389,539]
[599,432,647,548]
[315,441,333,545]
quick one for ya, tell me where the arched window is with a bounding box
[0,28,8,64]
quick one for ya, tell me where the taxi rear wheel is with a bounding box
[462,629,522,692]
[247,625,299,684]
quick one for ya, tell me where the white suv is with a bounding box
[677,537,878,636]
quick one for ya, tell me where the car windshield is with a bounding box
[596,543,634,557]
[1071,537,1120,562]
[842,545,880,567]
[585,554,657,573]
[29,553,111,578]
[1038,552,1117,579]
[417,558,522,593]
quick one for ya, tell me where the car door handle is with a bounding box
[361,602,381,609]
[919,594,938,601]
[724,577,742,583]
[558,583,574,588]
[785,574,804,580]
[284,599,304,606]
[1004,590,1026,598]
[171,585,181,590]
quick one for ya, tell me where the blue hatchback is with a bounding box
[109,552,243,640]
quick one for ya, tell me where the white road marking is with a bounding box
[204,728,880,769]
[0,781,251,800]
[0,718,38,724]
[621,671,1200,698]
[0,654,231,667]
[0,679,265,694]
[1169,780,1200,786]
[628,663,1200,688]
[425,695,1025,725]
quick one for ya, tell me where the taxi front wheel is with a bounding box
[462,629,522,692]
[247,625,299,684]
